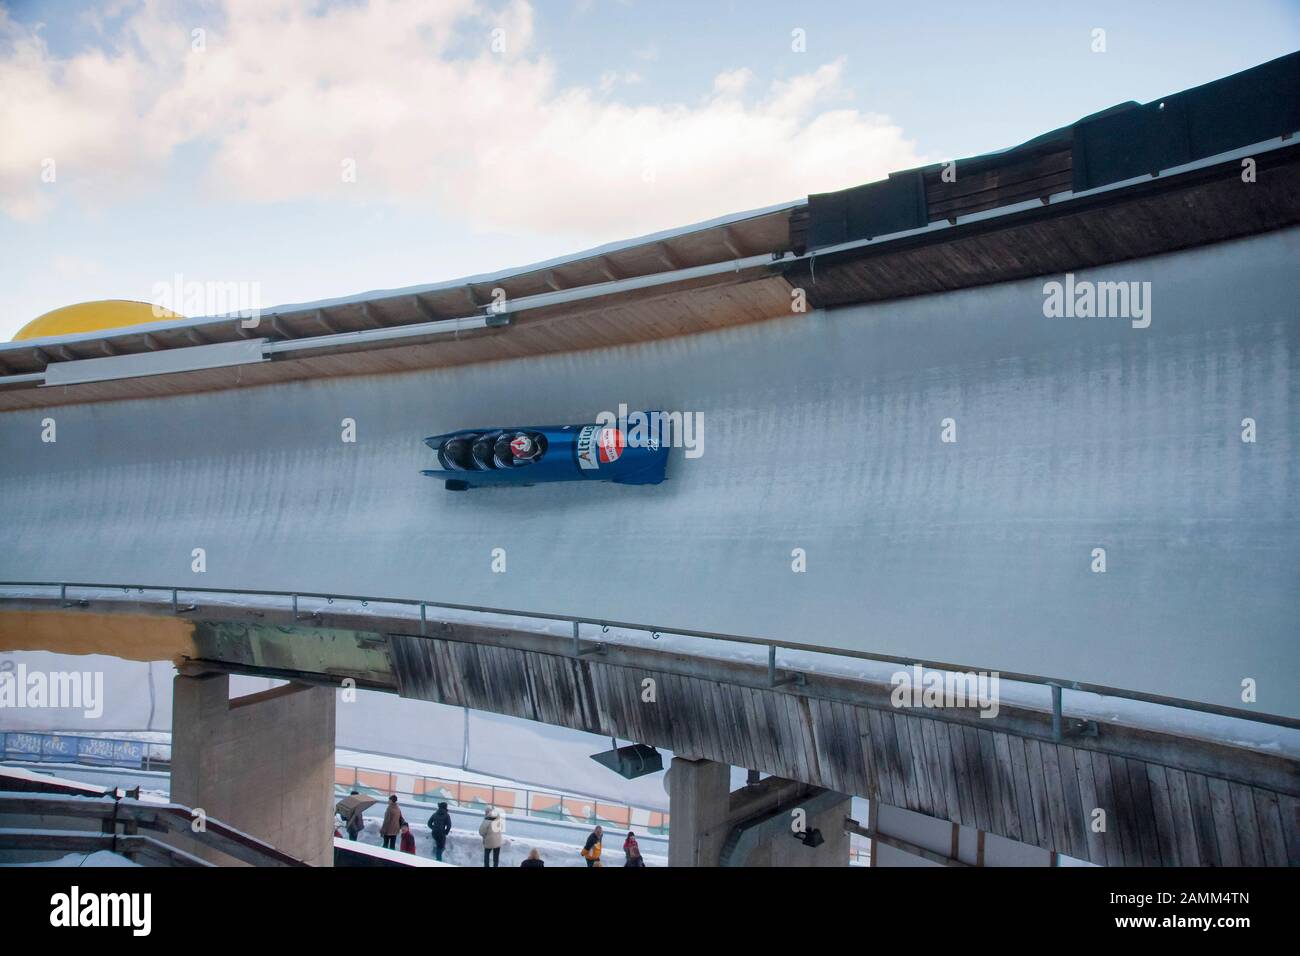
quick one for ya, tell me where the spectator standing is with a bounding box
[399,822,416,854]
[479,807,504,867]
[427,801,453,862]
[344,791,366,841]
[580,825,603,867]
[380,795,402,850]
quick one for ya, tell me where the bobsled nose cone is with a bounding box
[423,436,441,450]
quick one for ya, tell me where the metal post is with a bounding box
[420,603,427,636]
[60,583,68,607]
[461,706,470,770]
[292,593,299,621]
[572,620,581,655]
[1051,684,1063,741]
[171,589,178,613]
[767,644,804,688]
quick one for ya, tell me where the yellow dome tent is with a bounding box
[12,300,184,341]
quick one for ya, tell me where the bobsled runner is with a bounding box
[422,417,669,491]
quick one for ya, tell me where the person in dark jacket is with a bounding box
[580,825,603,867]
[624,844,647,867]
[520,848,545,868]
[427,802,453,861]
[344,790,365,841]
[399,822,416,854]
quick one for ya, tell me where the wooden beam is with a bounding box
[411,296,439,322]
[721,226,745,259]
[845,816,969,867]
[597,255,623,282]
[657,241,684,270]
[869,800,878,867]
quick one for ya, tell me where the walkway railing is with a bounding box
[334,764,670,834]
[0,730,670,832]
[5,582,1294,733]
[3,579,1295,734]
[0,731,171,772]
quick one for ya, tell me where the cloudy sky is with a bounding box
[1,0,1297,339]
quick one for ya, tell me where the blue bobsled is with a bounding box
[421,418,669,491]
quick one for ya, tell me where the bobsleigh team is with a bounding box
[440,430,546,471]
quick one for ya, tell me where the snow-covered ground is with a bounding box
[2,746,674,867]
[345,810,665,868]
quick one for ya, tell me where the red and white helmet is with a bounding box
[510,434,535,458]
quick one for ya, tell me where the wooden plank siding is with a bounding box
[794,146,1300,313]
[923,146,1074,221]
[0,271,797,412]
[386,633,1299,866]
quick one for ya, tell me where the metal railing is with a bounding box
[3,579,1296,735]
[0,731,669,834]
[0,731,171,773]
[334,764,669,834]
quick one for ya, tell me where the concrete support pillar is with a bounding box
[666,756,852,867]
[666,757,732,867]
[171,673,336,866]
[750,791,852,867]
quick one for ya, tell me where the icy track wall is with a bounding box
[1,228,1297,719]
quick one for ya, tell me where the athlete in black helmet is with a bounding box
[493,431,543,468]
[439,435,476,471]
[472,431,503,469]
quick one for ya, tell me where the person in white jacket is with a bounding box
[479,807,505,867]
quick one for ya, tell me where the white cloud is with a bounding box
[0,0,926,241]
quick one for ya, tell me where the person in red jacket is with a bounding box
[399,822,416,854]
